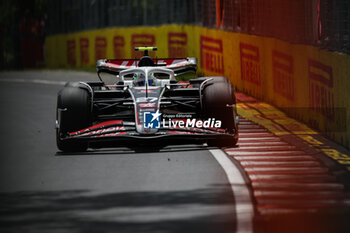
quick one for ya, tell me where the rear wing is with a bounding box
[96,57,197,76]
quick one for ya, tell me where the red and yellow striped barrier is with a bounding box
[46,24,350,149]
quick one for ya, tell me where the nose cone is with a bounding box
[129,84,164,135]
[137,110,161,134]
[134,97,161,134]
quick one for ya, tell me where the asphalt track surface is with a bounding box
[1,71,350,233]
[0,71,249,233]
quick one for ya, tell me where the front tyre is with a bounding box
[202,78,238,147]
[56,86,91,152]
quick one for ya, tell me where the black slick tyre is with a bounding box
[202,78,238,147]
[56,86,91,152]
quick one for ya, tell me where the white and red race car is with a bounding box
[56,47,238,152]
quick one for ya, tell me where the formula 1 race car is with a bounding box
[56,47,239,152]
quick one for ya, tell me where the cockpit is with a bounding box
[120,67,176,88]
[132,72,157,87]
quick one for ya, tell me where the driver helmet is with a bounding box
[133,73,146,86]
[133,72,155,86]
[148,73,155,86]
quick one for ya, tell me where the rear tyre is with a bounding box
[202,78,238,147]
[56,86,91,152]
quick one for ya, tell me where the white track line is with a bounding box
[229,145,297,150]
[245,167,328,172]
[209,149,254,233]
[238,137,281,141]
[238,141,289,146]
[252,182,344,190]
[239,132,273,136]
[227,150,305,156]
[234,156,315,161]
[254,190,347,197]
[0,78,66,86]
[240,161,320,166]
[249,174,335,181]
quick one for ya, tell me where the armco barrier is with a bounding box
[45,25,350,149]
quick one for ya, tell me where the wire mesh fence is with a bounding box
[44,0,350,54]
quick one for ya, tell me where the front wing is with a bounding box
[60,120,236,146]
